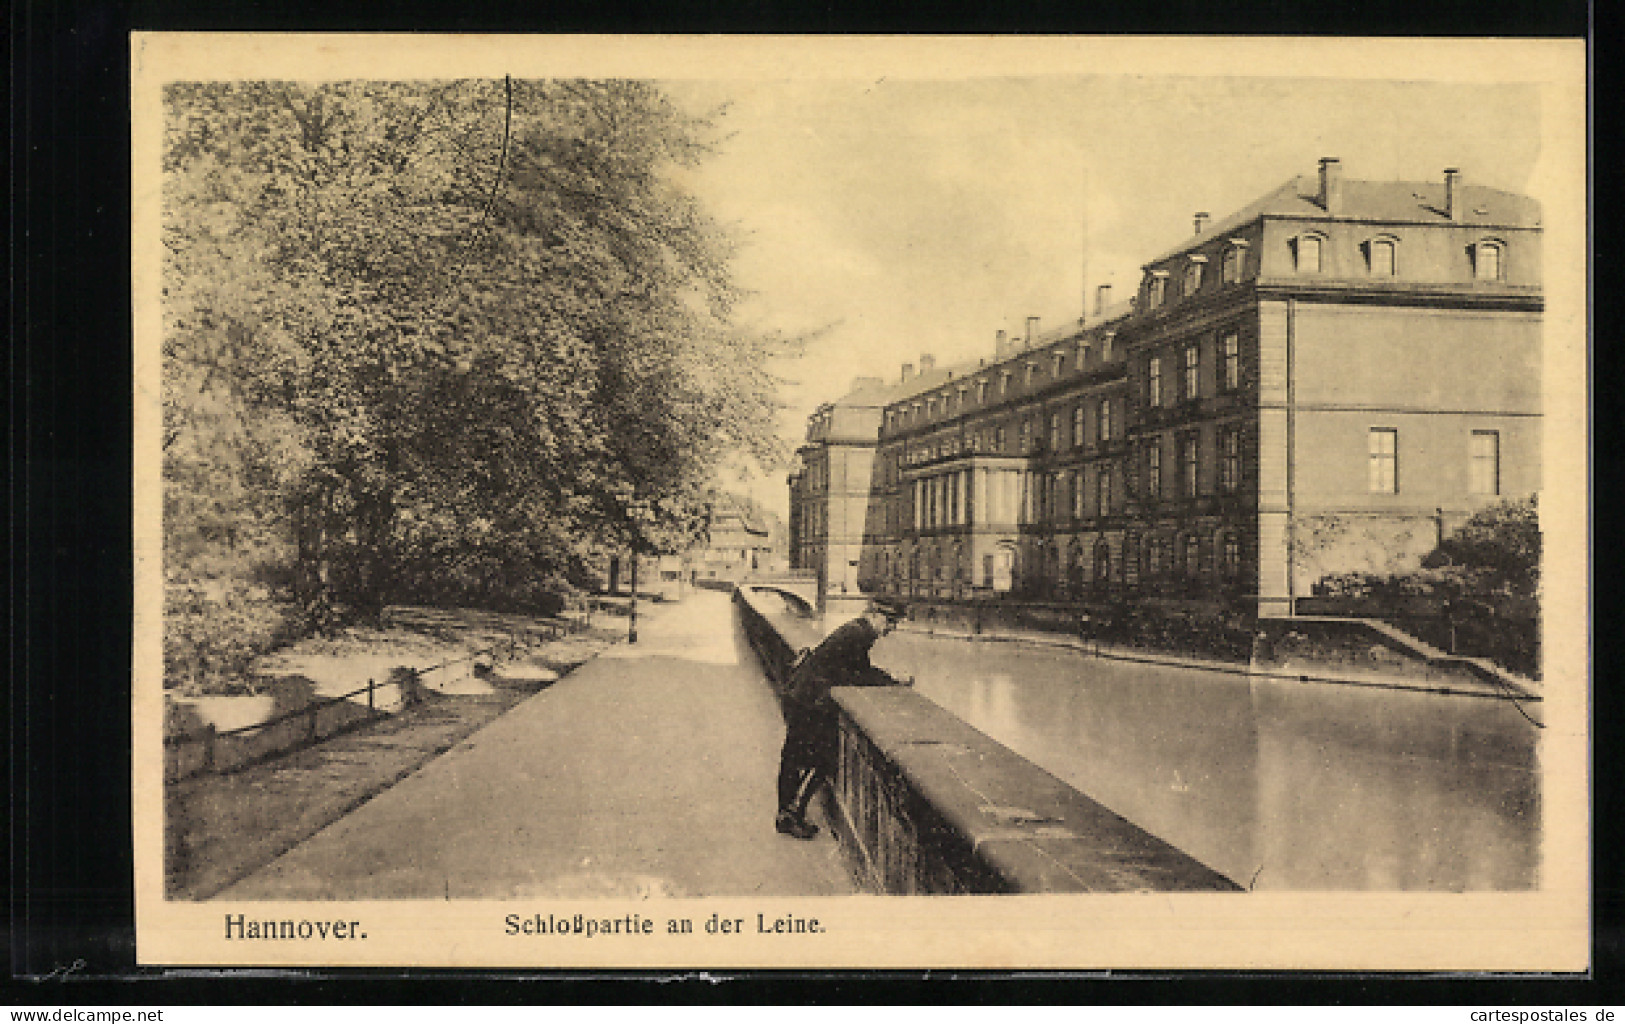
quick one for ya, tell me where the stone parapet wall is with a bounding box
[734,585,1241,894]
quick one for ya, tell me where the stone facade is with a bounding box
[856,160,1541,619]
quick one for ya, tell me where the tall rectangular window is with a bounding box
[1220,426,1242,492]
[1146,442,1162,499]
[1470,430,1501,495]
[1184,261,1203,297]
[1369,238,1396,276]
[1072,404,1085,448]
[1098,398,1112,442]
[1148,357,1163,408]
[1221,331,1240,391]
[1097,466,1112,515]
[1183,344,1200,401]
[1368,428,1398,493]
[1149,276,1167,307]
[1180,432,1200,497]
[1074,470,1086,518]
[1049,412,1063,451]
[1296,235,1322,273]
[1020,420,1032,452]
[1222,245,1244,284]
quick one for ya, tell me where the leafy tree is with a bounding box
[1423,493,1540,592]
[162,79,792,685]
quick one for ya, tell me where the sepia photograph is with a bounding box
[131,34,1588,970]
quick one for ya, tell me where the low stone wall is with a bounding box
[734,586,1240,894]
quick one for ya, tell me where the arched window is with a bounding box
[1293,234,1324,274]
[1184,533,1203,577]
[1366,236,1398,276]
[1474,240,1505,281]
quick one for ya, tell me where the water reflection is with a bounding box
[872,633,1538,891]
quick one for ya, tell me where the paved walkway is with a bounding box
[221,590,857,900]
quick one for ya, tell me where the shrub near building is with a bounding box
[1313,495,1540,677]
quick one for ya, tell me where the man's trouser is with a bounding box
[777,701,838,818]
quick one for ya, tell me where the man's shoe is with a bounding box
[775,811,819,840]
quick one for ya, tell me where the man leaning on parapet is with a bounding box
[775,597,908,839]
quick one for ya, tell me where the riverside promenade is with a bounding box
[221,589,858,900]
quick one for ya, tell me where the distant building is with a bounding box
[689,494,776,583]
[788,375,906,600]
[860,160,1540,619]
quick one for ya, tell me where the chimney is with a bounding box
[919,353,936,374]
[1025,316,1041,347]
[995,329,1009,359]
[1095,283,1113,315]
[900,362,914,382]
[1194,211,1211,234]
[1318,157,1344,214]
[1444,168,1462,221]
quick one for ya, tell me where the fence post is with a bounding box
[308,705,319,743]
[203,723,217,771]
[368,678,375,714]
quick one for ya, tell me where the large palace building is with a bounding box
[793,160,1542,620]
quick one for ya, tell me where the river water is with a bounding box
[869,631,1540,891]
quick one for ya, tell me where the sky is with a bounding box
[661,75,1544,518]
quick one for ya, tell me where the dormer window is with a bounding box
[1473,240,1505,281]
[1052,352,1066,377]
[927,398,937,419]
[1025,363,1038,386]
[1075,340,1090,367]
[1183,255,1207,297]
[999,372,1011,396]
[1292,233,1324,274]
[975,379,987,404]
[1147,270,1170,308]
[1221,239,1249,285]
[1365,236,1398,276]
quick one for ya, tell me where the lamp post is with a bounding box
[628,549,639,644]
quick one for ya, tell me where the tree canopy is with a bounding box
[162,79,790,685]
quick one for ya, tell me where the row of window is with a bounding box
[882,528,1249,587]
[894,425,1502,537]
[884,335,1121,434]
[1368,428,1502,495]
[1145,330,1244,408]
[1147,243,1249,308]
[1143,235,1509,311]
[897,395,1124,468]
[1139,427,1248,501]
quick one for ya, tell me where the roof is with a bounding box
[1145,174,1542,267]
[707,493,770,537]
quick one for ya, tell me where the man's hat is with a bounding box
[868,597,907,622]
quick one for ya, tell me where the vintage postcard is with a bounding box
[132,34,1589,970]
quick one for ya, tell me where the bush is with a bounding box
[1424,494,1539,591]
[1312,496,1541,677]
[164,577,298,694]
